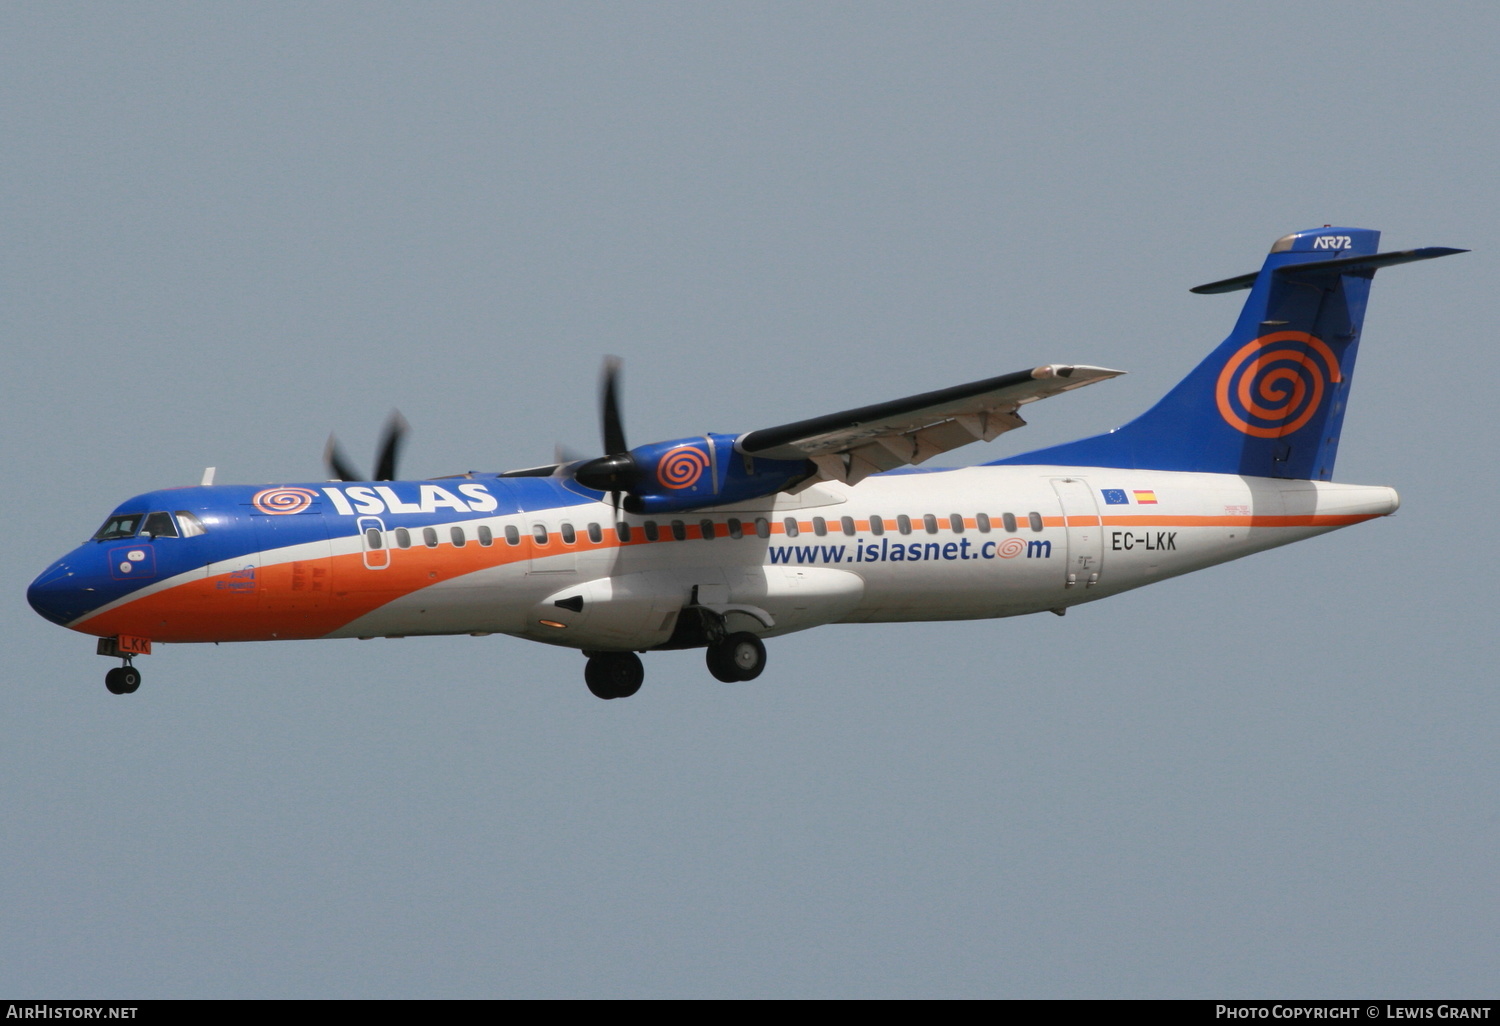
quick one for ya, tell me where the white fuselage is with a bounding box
[318,466,1397,651]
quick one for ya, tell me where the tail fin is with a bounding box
[994,227,1464,480]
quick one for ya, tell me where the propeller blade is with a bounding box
[571,357,638,512]
[324,434,363,483]
[600,356,627,457]
[373,411,409,482]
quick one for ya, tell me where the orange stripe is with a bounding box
[1100,513,1379,528]
[73,508,1384,642]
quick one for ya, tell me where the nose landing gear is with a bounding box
[97,636,147,695]
[105,662,141,695]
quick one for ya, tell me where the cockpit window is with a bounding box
[140,512,179,539]
[93,514,143,541]
[175,511,208,537]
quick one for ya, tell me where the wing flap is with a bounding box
[740,363,1122,483]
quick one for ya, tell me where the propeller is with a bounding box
[573,357,640,511]
[324,410,410,482]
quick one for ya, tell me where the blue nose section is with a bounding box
[28,558,93,627]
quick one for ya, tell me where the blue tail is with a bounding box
[993,227,1463,481]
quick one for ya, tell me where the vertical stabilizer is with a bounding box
[995,227,1462,480]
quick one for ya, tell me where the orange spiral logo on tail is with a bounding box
[252,486,318,515]
[1215,331,1341,438]
[656,446,710,490]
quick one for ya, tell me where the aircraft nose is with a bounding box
[27,558,92,627]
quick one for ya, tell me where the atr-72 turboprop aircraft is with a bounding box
[28,227,1462,698]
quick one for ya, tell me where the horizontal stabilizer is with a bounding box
[1191,246,1467,294]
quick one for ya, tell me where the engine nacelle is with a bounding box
[577,433,812,515]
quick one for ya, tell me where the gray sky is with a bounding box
[3,2,1495,998]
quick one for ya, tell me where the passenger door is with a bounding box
[1050,477,1104,590]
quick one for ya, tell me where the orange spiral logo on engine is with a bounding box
[252,486,318,515]
[656,446,709,490]
[996,537,1026,558]
[1215,331,1341,438]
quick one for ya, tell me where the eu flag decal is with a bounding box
[1101,489,1128,505]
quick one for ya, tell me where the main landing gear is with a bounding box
[705,632,766,683]
[584,651,644,700]
[582,631,770,699]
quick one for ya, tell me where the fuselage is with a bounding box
[27,465,1398,653]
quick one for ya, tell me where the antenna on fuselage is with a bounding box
[200,467,216,486]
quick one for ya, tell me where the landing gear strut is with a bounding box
[705,632,766,683]
[97,637,145,695]
[585,651,645,700]
[105,662,141,695]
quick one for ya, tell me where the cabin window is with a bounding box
[365,527,385,549]
[141,512,179,539]
[897,515,912,535]
[423,527,439,548]
[755,517,770,539]
[840,516,855,536]
[587,523,602,544]
[813,517,827,537]
[395,528,412,549]
[976,513,991,533]
[1029,512,1044,532]
[477,525,493,546]
[949,513,964,533]
[93,514,142,541]
[616,521,633,543]
[700,519,715,540]
[532,524,548,544]
[869,515,885,536]
[784,517,800,538]
[643,521,659,542]
[561,523,577,545]
[505,524,521,545]
[1002,513,1018,533]
[670,520,687,541]
[923,514,938,535]
[175,511,208,537]
[451,526,466,547]
[728,518,743,539]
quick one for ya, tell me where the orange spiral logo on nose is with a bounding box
[656,446,710,490]
[1215,331,1342,438]
[252,486,318,515]
[996,537,1026,558]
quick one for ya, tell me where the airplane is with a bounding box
[27,226,1463,699]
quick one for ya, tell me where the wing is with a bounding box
[738,364,1123,486]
